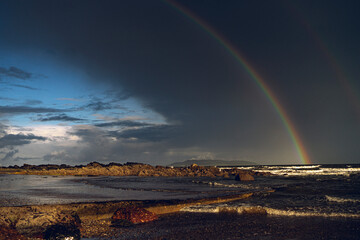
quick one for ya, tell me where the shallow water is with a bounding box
[0,175,250,206]
[184,164,360,218]
[1,164,360,218]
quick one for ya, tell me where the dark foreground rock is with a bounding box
[44,224,81,240]
[111,206,158,226]
[0,208,81,239]
[0,224,28,240]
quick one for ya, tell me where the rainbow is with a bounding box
[286,2,360,120]
[164,0,312,164]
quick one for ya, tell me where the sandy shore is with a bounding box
[1,192,359,239]
[0,193,255,239]
[84,212,360,240]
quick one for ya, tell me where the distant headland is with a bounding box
[169,159,257,167]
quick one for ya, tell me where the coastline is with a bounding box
[0,162,264,178]
[2,190,360,240]
[0,192,255,239]
[1,163,360,239]
[3,205,359,239]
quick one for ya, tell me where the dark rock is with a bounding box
[0,225,27,240]
[124,162,144,166]
[107,162,123,167]
[222,172,230,178]
[111,206,158,226]
[111,219,134,228]
[235,173,254,181]
[22,164,33,170]
[190,163,199,168]
[44,224,81,240]
[15,210,81,238]
[86,162,104,168]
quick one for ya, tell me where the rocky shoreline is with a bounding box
[0,161,269,178]
[0,192,256,239]
[0,162,272,239]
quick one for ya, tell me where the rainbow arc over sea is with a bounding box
[165,0,312,165]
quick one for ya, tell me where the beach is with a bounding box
[1,164,360,239]
[83,212,360,240]
[3,200,358,240]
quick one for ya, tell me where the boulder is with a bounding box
[111,206,158,226]
[235,173,254,181]
[43,224,81,240]
[190,163,198,168]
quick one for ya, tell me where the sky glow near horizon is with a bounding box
[0,0,360,166]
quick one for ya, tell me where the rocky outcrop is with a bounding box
[0,207,81,239]
[235,173,255,181]
[111,206,158,226]
[0,162,269,178]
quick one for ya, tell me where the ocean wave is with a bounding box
[180,204,360,218]
[325,195,360,203]
[253,167,360,177]
[192,180,271,190]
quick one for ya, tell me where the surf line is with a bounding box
[164,0,311,165]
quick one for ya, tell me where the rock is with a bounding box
[1,162,260,178]
[190,163,199,168]
[222,172,230,178]
[43,224,81,240]
[111,206,158,226]
[15,210,81,238]
[235,173,254,181]
[0,225,28,240]
[86,162,104,168]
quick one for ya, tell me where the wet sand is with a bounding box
[1,196,359,239]
[84,212,360,240]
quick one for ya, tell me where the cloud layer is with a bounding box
[0,0,360,165]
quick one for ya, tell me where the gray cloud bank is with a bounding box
[1,0,360,164]
[0,133,46,149]
[0,105,65,115]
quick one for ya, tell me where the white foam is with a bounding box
[180,204,265,214]
[264,207,360,218]
[254,167,360,177]
[325,195,360,203]
[181,204,360,218]
[192,180,273,191]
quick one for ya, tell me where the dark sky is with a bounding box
[0,0,359,166]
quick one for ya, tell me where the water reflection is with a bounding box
[0,174,250,206]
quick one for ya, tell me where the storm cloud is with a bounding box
[0,66,32,80]
[1,0,360,164]
[0,105,66,115]
[37,113,83,122]
[95,120,152,128]
[0,133,47,149]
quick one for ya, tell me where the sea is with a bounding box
[1,164,360,219]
